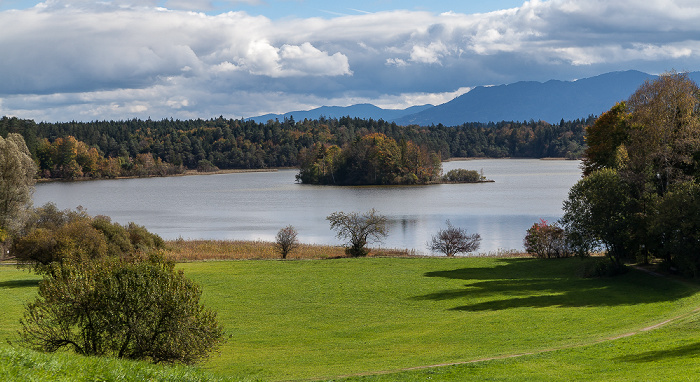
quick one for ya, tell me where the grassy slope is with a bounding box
[2,257,700,381]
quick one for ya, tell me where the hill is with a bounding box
[248,71,700,126]
[247,103,433,124]
[396,70,658,125]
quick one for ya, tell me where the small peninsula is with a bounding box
[296,133,490,186]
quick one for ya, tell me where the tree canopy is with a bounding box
[297,134,441,185]
[2,115,589,180]
[564,71,700,275]
[0,133,36,235]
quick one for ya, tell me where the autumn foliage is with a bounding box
[297,133,442,185]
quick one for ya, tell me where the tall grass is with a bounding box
[162,239,424,261]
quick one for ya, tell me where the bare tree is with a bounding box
[275,225,299,259]
[428,220,481,257]
[327,209,388,257]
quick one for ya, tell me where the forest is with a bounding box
[0,114,592,179]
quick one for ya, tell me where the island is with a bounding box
[296,133,491,185]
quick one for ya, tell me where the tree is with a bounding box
[20,253,224,365]
[0,133,37,234]
[624,71,700,195]
[327,209,388,257]
[427,220,481,256]
[561,168,636,268]
[582,102,629,176]
[275,225,299,259]
[649,181,700,276]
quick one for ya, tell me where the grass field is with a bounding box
[2,255,700,381]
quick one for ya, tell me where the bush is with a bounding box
[19,253,224,365]
[577,258,628,278]
[12,204,164,275]
[442,168,483,183]
[524,219,572,259]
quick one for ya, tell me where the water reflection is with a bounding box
[34,159,582,254]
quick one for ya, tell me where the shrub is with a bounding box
[442,168,483,183]
[524,219,572,259]
[13,204,164,275]
[19,253,224,365]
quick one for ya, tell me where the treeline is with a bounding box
[0,115,591,179]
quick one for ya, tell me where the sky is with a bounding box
[1,0,700,122]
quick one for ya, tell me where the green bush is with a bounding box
[12,204,164,275]
[442,168,482,183]
[524,219,572,259]
[19,253,224,365]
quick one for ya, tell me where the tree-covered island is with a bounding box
[296,133,490,185]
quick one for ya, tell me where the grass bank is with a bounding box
[2,256,699,381]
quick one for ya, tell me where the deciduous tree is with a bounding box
[427,220,481,257]
[327,209,388,257]
[275,225,299,259]
[0,133,36,234]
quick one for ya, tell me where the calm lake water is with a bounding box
[34,159,582,254]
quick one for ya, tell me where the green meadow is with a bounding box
[2,256,700,381]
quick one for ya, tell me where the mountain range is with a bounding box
[248,70,700,126]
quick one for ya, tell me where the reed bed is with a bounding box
[162,238,527,261]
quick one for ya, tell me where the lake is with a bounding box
[34,159,582,255]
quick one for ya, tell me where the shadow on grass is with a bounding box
[615,342,700,363]
[0,279,40,289]
[413,258,695,311]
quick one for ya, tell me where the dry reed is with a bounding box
[162,239,526,262]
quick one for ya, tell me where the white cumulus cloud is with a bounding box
[2,0,700,121]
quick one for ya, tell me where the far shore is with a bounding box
[35,156,578,183]
[35,167,286,183]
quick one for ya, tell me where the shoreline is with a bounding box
[35,157,577,183]
[36,168,285,183]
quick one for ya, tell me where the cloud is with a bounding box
[2,0,700,121]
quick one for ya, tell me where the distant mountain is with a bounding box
[248,71,700,126]
[395,70,662,126]
[247,103,433,124]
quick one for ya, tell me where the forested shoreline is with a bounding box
[0,115,591,180]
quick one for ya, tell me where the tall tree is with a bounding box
[625,71,700,195]
[582,102,629,176]
[0,133,37,234]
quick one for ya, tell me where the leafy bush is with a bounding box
[12,204,164,275]
[442,168,483,183]
[524,219,572,259]
[576,258,628,278]
[19,253,224,365]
